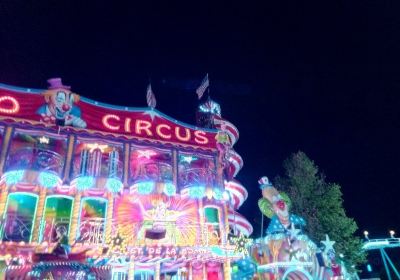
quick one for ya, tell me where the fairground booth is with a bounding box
[0,78,252,279]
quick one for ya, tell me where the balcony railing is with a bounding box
[131,162,173,183]
[0,214,34,242]
[179,167,215,189]
[5,147,64,175]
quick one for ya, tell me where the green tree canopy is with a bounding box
[275,151,365,270]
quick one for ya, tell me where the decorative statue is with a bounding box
[257,176,305,234]
[52,226,70,259]
[37,78,87,128]
[215,124,232,178]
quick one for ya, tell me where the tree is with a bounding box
[275,151,366,270]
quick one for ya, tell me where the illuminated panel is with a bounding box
[78,198,107,244]
[204,207,221,245]
[0,96,20,114]
[40,196,73,243]
[2,193,38,242]
[38,172,61,188]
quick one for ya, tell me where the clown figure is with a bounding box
[257,176,305,234]
[37,78,86,128]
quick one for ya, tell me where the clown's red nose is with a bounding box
[277,200,285,210]
[62,104,70,111]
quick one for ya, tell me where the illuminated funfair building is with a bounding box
[0,78,252,279]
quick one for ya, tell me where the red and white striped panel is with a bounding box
[228,210,253,236]
[224,180,248,209]
[227,150,243,178]
[213,116,239,145]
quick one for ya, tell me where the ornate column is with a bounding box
[105,192,114,240]
[224,202,230,245]
[0,184,9,219]
[123,143,130,186]
[128,259,135,280]
[63,135,76,182]
[188,262,193,280]
[154,261,161,280]
[0,126,13,176]
[198,199,206,246]
[69,192,81,244]
[31,187,47,243]
[172,149,178,187]
[223,260,231,280]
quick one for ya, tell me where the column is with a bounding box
[69,192,81,244]
[198,199,205,246]
[172,149,178,187]
[188,262,193,280]
[31,187,47,243]
[105,192,114,240]
[0,184,8,218]
[224,203,230,245]
[223,260,231,280]
[128,259,135,280]
[154,261,161,280]
[62,135,76,181]
[123,143,130,186]
[0,126,13,176]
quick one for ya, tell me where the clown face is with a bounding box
[47,90,75,120]
[271,194,290,227]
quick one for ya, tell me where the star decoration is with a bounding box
[180,155,197,164]
[86,143,108,152]
[230,233,253,256]
[112,233,124,247]
[285,246,301,261]
[321,234,336,253]
[287,223,301,240]
[137,149,157,159]
[142,109,159,121]
[38,136,50,144]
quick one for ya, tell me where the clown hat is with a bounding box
[258,176,273,190]
[47,78,71,90]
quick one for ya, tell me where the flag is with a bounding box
[196,73,209,99]
[146,84,156,108]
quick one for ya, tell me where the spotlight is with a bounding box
[389,230,395,238]
[363,230,369,240]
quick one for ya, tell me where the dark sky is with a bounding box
[1,1,400,238]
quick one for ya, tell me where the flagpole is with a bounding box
[206,73,210,100]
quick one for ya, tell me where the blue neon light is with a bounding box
[38,172,59,188]
[76,176,95,190]
[213,188,223,200]
[137,181,154,194]
[164,182,176,196]
[5,170,25,185]
[188,186,205,198]
[106,178,123,193]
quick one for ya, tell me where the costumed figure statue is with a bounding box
[251,177,317,280]
[244,176,346,280]
[215,124,233,179]
[257,176,305,234]
[52,226,71,259]
[37,78,87,128]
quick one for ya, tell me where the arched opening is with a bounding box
[78,197,107,244]
[40,195,73,243]
[2,192,38,242]
[203,206,221,245]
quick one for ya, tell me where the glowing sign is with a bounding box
[0,96,20,114]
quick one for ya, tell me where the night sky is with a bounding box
[1,1,399,238]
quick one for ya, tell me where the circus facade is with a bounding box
[0,79,252,279]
